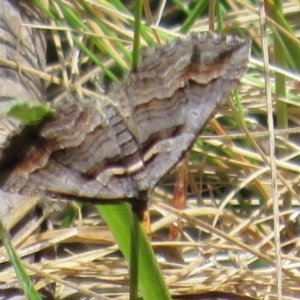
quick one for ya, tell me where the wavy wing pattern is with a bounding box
[0,32,251,206]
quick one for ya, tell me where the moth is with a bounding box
[0,32,251,213]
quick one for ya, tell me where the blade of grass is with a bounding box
[129,1,143,298]
[180,1,208,33]
[265,0,300,71]
[129,213,139,300]
[271,0,288,156]
[0,216,42,300]
[131,0,142,72]
[98,202,172,300]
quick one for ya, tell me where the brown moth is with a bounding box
[0,32,251,212]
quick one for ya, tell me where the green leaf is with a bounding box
[6,100,55,125]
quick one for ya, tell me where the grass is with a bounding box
[1,0,300,299]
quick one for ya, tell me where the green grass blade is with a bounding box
[0,217,42,300]
[98,203,172,300]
